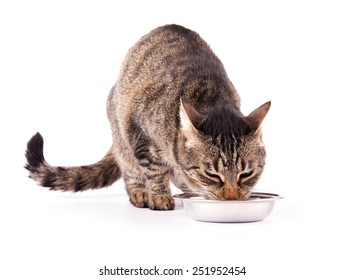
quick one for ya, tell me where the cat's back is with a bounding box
[139,24,209,51]
[124,24,210,68]
[118,24,227,91]
[111,25,239,127]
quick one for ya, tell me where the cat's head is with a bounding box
[178,99,271,200]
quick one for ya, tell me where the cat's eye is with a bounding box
[204,170,224,184]
[239,170,254,179]
[238,170,254,186]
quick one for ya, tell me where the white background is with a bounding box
[1,0,343,279]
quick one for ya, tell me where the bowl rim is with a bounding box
[174,192,282,204]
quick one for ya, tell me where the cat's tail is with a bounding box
[25,132,121,191]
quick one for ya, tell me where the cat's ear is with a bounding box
[246,101,271,133]
[179,99,206,147]
[179,99,205,132]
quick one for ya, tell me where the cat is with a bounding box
[25,24,271,210]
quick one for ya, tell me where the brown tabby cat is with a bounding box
[25,24,270,210]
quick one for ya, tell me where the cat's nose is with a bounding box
[222,184,239,199]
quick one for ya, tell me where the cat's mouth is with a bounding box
[175,190,251,201]
[202,190,252,201]
[176,175,252,200]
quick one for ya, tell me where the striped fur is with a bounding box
[25,133,120,191]
[25,24,270,210]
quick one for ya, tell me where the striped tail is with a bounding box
[25,132,121,191]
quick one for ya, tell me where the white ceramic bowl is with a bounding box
[175,192,282,223]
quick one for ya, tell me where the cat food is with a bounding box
[175,192,282,223]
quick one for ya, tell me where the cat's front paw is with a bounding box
[128,187,149,208]
[149,194,175,210]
